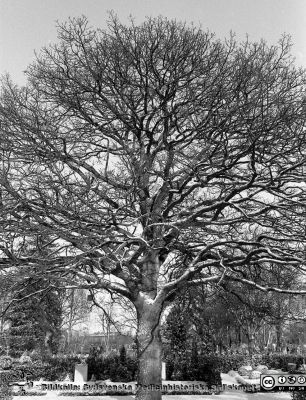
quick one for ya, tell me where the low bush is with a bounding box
[11,360,46,381]
[165,351,305,387]
[166,353,221,388]
[248,370,261,379]
[217,353,250,373]
[11,355,82,381]
[255,365,268,373]
[0,370,23,384]
[0,356,13,370]
[193,352,305,374]
[198,354,222,388]
[292,392,306,400]
[262,354,304,371]
[0,384,13,400]
[238,365,252,376]
[87,346,137,382]
[228,370,239,377]
[43,355,82,381]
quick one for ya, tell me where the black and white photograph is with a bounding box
[0,1,306,400]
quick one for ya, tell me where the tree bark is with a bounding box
[135,294,163,400]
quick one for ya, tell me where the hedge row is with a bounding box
[175,352,306,374]
[87,346,137,382]
[0,355,82,382]
[166,352,306,385]
[292,392,306,400]
[261,354,305,371]
[1,351,304,385]
[0,384,13,400]
[166,353,222,388]
[0,371,13,400]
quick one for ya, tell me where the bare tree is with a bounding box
[91,291,137,332]
[1,15,306,400]
[90,293,136,353]
[61,288,90,351]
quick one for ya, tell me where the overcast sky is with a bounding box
[1,0,306,85]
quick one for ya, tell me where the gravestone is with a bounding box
[162,362,166,380]
[74,364,88,382]
[63,373,71,382]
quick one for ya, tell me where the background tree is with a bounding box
[217,284,271,355]
[0,273,12,355]
[6,276,62,357]
[90,293,137,353]
[163,269,306,356]
[1,15,306,400]
[61,288,90,352]
[162,301,190,380]
[261,264,304,351]
[0,234,63,357]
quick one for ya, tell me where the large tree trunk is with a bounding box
[135,294,163,400]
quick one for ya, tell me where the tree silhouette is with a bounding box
[0,15,306,400]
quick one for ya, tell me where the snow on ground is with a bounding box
[12,393,292,399]
[12,374,292,399]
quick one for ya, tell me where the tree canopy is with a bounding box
[0,15,306,400]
